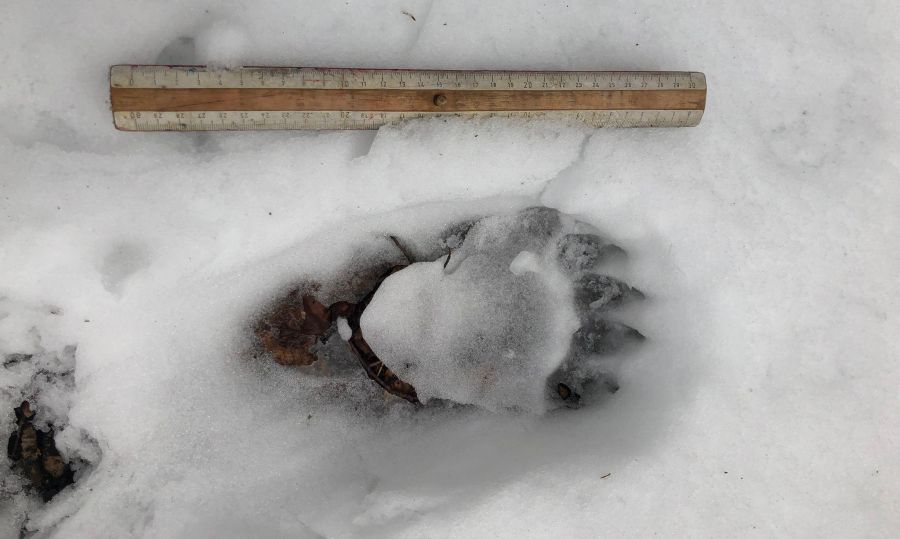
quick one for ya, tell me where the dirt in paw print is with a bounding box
[6,401,75,501]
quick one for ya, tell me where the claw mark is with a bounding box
[573,318,645,355]
[443,249,452,268]
[575,274,644,312]
[557,234,624,272]
[401,10,416,21]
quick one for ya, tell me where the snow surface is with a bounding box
[361,209,586,413]
[2,0,899,537]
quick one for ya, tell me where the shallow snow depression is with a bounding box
[2,0,900,538]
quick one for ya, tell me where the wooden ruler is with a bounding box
[110,66,706,131]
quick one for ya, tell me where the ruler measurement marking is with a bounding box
[115,109,702,130]
[110,66,705,130]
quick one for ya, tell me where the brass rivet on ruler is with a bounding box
[433,94,448,106]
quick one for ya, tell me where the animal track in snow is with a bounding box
[255,206,644,413]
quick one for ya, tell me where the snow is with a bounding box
[2,0,899,538]
[362,209,586,412]
[336,317,353,341]
[361,207,637,412]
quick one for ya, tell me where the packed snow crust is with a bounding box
[362,209,587,413]
[2,1,900,538]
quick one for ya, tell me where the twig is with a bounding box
[389,235,415,264]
